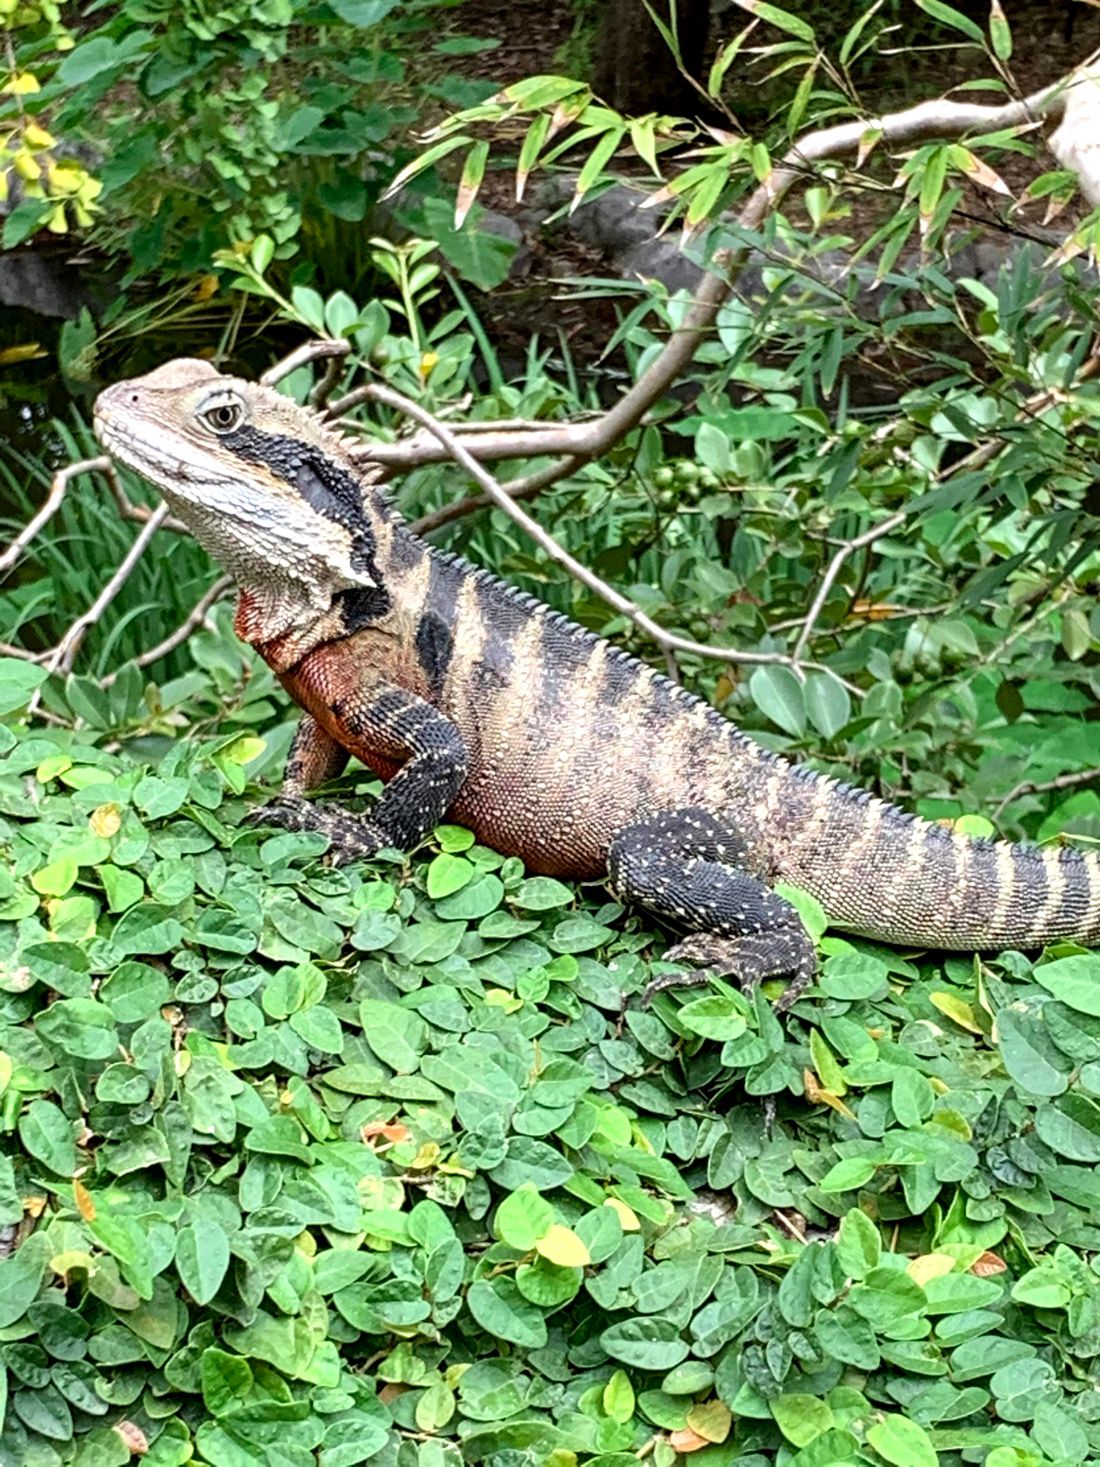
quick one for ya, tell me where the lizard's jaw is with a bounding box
[94,377,372,612]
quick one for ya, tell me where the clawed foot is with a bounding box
[643,929,816,1013]
[245,796,391,865]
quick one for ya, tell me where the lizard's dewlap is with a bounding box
[92,357,1100,1003]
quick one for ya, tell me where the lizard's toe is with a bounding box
[648,928,817,1011]
[244,795,314,831]
[245,797,389,864]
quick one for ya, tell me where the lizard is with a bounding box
[92,358,1100,1009]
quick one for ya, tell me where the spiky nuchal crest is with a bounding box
[93,358,389,637]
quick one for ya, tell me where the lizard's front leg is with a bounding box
[250,669,468,864]
[607,807,816,1011]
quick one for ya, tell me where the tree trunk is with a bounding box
[593,0,711,117]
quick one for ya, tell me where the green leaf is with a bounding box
[749,665,806,737]
[771,1394,834,1447]
[732,1,815,43]
[0,658,48,714]
[1031,954,1100,1016]
[677,995,747,1041]
[200,1347,253,1417]
[176,1219,230,1306]
[426,853,475,899]
[467,1278,548,1348]
[804,673,851,740]
[866,1413,939,1467]
[18,1099,77,1176]
[495,1185,554,1249]
[913,0,985,42]
[603,1369,636,1424]
[600,1317,689,1370]
[836,1209,881,1280]
[328,0,400,24]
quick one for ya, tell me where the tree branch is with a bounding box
[0,457,113,576]
[29,503,171,713]
[366,382,859,690]
[993,765,1100,821]
[351,68,1083,479]
[99,574,234,689]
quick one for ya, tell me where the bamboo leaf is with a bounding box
[455,140,489,229]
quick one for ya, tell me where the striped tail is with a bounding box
[774,776,1100,952]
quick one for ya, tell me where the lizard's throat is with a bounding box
[234,579,325,648]
[161,488,367,629]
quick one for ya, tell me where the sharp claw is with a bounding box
[244,797,309,830]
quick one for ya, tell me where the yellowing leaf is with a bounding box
[686,1400,731,1444]
[73,1179,96,1221]
[32,857,78,898]
[90,803,122,839]
[803,1069,857,1121]
[603,1198,640,1230]
[535,1224,590,1267]
[907,1253,955,1287]
[929,991,982,1034]
[5,72,41,96]
[221,734,266,765]
[13,149,42,182]
[22,122,55,150]
[0,343,46,364]
[484,988,523,1012]
[50,1249,94,1278]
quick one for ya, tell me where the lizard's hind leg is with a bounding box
[607,808,816,1012]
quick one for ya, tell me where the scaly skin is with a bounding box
[93,359,1100,1006]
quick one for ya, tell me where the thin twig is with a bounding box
[100,460,189,535]
[992,765,1100,820]
[791,512,907,667]
[99,574,234,688]
[260,338,348,386]
[309,352,346,410]
[29,504,171,713]
[409,455,586,536]
[350,68,1083,479]
[0,457,113,576]
[365,382,860,689]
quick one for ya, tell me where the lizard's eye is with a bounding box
[202,400,243,433]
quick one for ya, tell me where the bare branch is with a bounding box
[349,69,1082,477]
[791,512,907,667]
[0,457,113,576]
[409,456,585,536]
[29,503,171,713]
[99,574,234,688]
[261,338,348,386]
[993,765,1100,821]
[100,461,189,535]
[309,351,347,410]
[365,382,859,690]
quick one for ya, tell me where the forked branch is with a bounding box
[352,66,1086,480]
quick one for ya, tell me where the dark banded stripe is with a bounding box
[221,425,381,582]
[415,553,465,697]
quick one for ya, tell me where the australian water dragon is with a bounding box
[92,359,1100,1008]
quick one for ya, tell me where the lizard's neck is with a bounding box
[237,496,406,671]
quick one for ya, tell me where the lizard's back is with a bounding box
[348,522,1100,952]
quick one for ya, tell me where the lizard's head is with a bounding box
[93,357,383,612]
